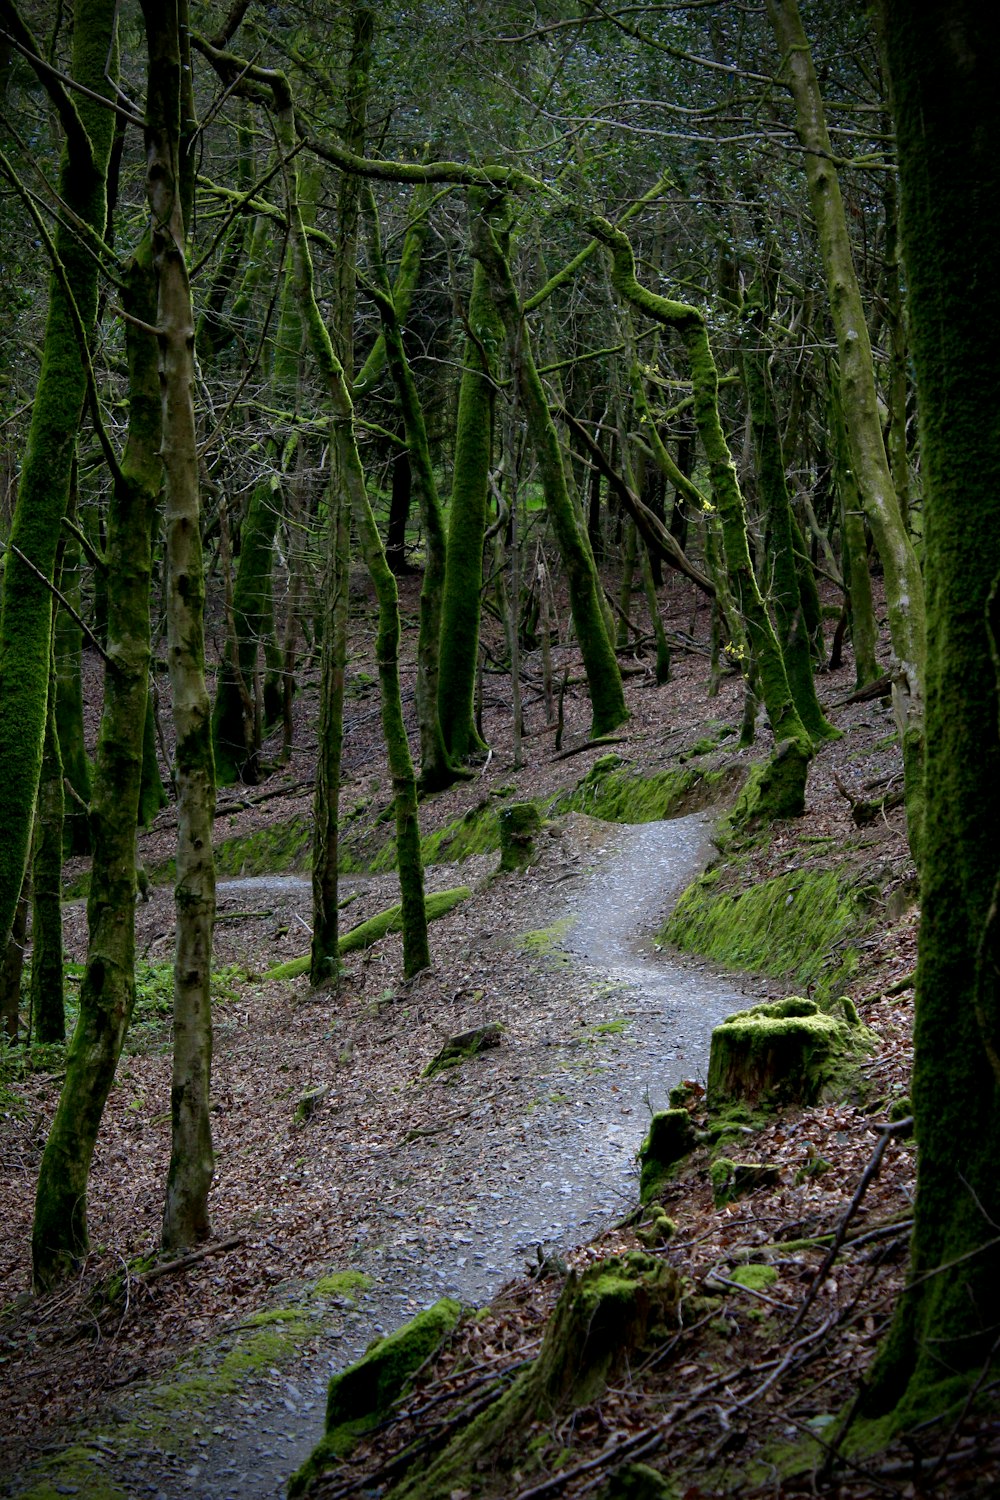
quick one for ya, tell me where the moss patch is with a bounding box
[519,915,576,966]
[547,759,725,824]
[661,865,867,1000]
[311,1269,372,1300]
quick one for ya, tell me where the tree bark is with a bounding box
[0,0,117,947]
[866,0,1000,1421]
[767,0,926,851]
[142,0,217,1250]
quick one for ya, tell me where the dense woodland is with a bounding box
[0,0,998,1495]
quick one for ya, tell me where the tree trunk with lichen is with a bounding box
[437,204,502,762]
[767,0,925,852]
[0,0,117,949]
[271,98,430,980]
[142,0,216,1251]
[471,203,628,740]
[865,0,1000,1425]
[364,186,458,793]
[740,293,836,743]
[31,236,162,1289]
[30,656,65,1044]
[595,220,812,817]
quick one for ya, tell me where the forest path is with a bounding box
[47,814,756,1500]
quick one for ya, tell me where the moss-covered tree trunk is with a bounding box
[269,96,430,979]
[54,494,92,856]
[767,0,925,851]
[471,205,628,740]
[0,0,117,949]
[436,209,501,762]
[31,237,161,1289]
[30,654,65,1044]
[865,0,1000,1423]
[594,220,812,815]
[364,187,457,792]
[740,294,836,742]
[142,0,216,1250]
[0,885,28,1045]
[830,386,880,689]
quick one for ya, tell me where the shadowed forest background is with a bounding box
[1,1,998,1496]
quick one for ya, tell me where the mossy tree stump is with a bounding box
[707,996,869,1110]
[289,1297,463,1496]
[386,1254,682,1499]
[638,1109,696,1203]
[498,801,542,872]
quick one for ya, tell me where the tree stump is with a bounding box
[498,801,542,872]
[707,995,869,1109]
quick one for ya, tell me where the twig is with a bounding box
[793,1118,913,1330]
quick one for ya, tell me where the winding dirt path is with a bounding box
[16,814,757,1500]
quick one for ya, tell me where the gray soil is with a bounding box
[94,813,755,1500]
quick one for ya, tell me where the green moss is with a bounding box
[638,1109,696,1203]
[289,1298,463,1496]
[519,916,576,965]
[729,1263,778,1292]
[265,887,470,980]
[547,761,720,824]
[498,801,543,872]
[662,865,866,1000]
[710,1157,781,1207]
[311,1269,372,1300]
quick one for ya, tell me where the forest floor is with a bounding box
[2,568,994,1498]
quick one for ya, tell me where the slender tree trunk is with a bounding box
[0,0,117,947]
[364,185,458,791]
[472,204,628,740]
[0,885,28,1045]
[741,293,836,742]
[594,219,812,815]
[31,236,161,1289]
[767,0,925,850]
[30,653,65,1044]
[271,97,430,978]
[437,206,501,761]
[142,0,216,1249]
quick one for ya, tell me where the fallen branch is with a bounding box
[139,1234,245,1284]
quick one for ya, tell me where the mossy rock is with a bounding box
[498,801,543,872]
[546,761,724,825]
[638,1109,696,1203]
[601,1461,680,1499]
[662,864,868,1001]
[723,740,811,833]
[711,1157,781,1207]
[424,1022,503,1077]
[289,1298,463,1496]
[707,995,872,1110]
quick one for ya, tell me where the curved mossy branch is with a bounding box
[592,218,812,811]
[0,0,118,949]
[32,236,162,1290]
[353,182,433,399]
[275,105,430,979]
[740,294,837,743]
[364,188,460,792]
[767,0,925,852]
[436,201,503,761]
[471,203,628,740]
